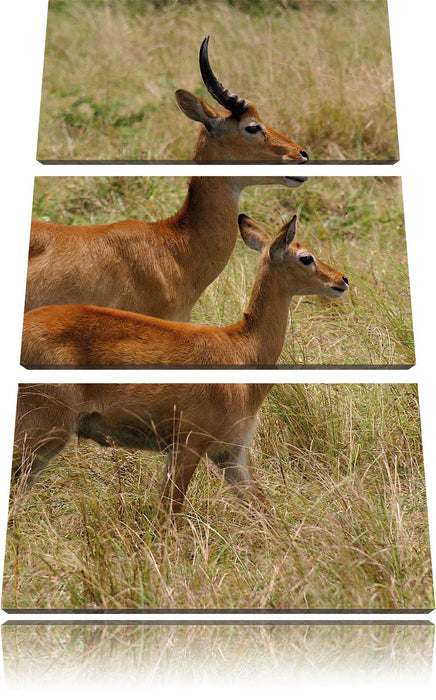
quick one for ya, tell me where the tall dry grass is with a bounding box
[37,0,398,161]
[3,384,432,611]
[30,175,414,367]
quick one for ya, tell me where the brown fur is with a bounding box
[26,92,307,320]
[13,382,271,516]
[17,218,347,517]
[22,216,348,369]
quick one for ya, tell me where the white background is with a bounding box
[0,0,435,698]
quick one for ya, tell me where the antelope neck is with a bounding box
[238,257,293,366]
[173,176,242,287]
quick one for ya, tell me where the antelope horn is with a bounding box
[199,36,249,117]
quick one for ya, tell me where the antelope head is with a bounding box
[238,214,349,299]
[175,36,309,164]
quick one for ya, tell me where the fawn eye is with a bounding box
[299,255,314,266]
[245,124,262,134]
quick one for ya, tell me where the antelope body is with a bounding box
[26,38,308,321]
[13,382,273,515]
[22,216,349,369]
[16,218,348,515]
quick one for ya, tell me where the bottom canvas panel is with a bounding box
[3,383,433,612]
[2,623,433,687]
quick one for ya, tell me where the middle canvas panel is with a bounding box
[23,175,413,369]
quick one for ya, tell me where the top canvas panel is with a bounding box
[37,0,399,164]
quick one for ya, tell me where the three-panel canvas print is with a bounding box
[2,0,433,651]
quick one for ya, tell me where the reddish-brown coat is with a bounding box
[16,218,348,518]
[26,94,307,319]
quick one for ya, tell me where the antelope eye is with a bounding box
[245,124,262,134]
[300,255,314,266]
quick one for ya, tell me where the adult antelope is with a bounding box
[22,215,348,369]
[13,383,270,517]
[26,37,308,321]
[16,217,347,515]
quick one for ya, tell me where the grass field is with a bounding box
[2,623,434,685]
[37,0,398,161]
[30,175,414,367]
[3,384,432,611]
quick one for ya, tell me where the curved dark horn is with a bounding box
[199,36,249,116]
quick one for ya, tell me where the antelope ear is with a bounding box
[269,215,297,261]
[238,214,271,254]
[175,89,221,130]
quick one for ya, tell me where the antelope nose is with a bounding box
[343,276,349,285]
[300,150,309,162]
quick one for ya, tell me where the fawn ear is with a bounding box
[269,215,297,261]
[175,89,222,130]
[238,214,271,253]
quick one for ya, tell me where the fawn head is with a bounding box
[238,214,349,299]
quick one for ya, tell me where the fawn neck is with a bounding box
[240,255,293,366]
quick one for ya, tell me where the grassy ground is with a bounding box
[2,623,434,685]
[37,0,398,161]
[30,175,414,367]
[3,384,433,611]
